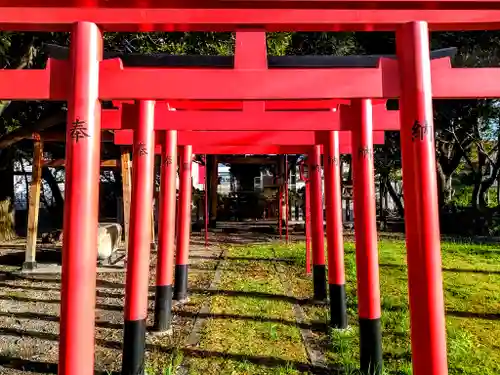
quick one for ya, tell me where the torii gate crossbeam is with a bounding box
[0,5,462,372]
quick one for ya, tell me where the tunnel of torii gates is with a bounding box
[30,101,399,365]
[4,1,500,374]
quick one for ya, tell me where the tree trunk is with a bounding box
[436,162,454,209]
[472,177,481,210]
[378,175,384,214]
[478,174,498,212]
[386,180,405,217]
[41,167,64,228]
[384,182,389,212]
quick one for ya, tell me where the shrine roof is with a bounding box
[45,44,456,68]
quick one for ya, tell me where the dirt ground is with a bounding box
[0,230,276,375]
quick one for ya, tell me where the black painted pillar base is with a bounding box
[122,319,147,375]
[173,264,188,301]
[359,318,383,375]
[329,284,348,329]
[153,285,173,333]
[22,261,37,271]
[313,264,327,301]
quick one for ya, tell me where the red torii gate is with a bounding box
[107,87,400,349]
[112,133,364,336]
[113,97,385,375]
[2,2,500,375]
[1,51,497,101]
[2,0,500,33]
[107,95,397,329]
[113,129,373,336]
[110,100,399,336]
[101,101,399,131]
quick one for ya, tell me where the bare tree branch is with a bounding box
[0,111,66,149]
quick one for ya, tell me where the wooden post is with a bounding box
[151,155,160,249]
[23,135,43,270]
[121,147,132,251]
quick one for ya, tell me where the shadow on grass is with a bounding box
[192,231,276,245]
[189,287,321,306]
[0,279,322,308]
[0,307,326,333]
[442,267,500,275]
[11,277,497,323]
[380,263,500,275]
[0,327,335,375]
[0,351,410,375]
[176,310,327,331]
[382,303,500,321]
[190,255,296,264]
[182,347,334,374]
[447,310,500,320]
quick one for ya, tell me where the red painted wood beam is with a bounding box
[1,0,498,8]
[192,144,349,154]
[40,144,368,156]
[102,103,400,131]
[114,130,386,146]
[1,7,500,32]
[39,131,385,153]
[2,57,500,100]
[114,131,385,154]
[130,144,356,155]
[99,58,386,100]
[111,99,354,111]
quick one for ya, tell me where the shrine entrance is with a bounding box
[2,1,500,375]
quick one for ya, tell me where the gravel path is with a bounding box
[0,233,228,374]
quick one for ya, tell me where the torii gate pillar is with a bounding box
[122,100,156,374]
[323,131,347,329]
[58,22,102,375]
[174,145,193,301]
[309,145,327,301]
[352,99,382,375]
[397,21,448,375]
[153,130,178,333]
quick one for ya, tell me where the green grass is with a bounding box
[144,350,182,375]
[269,238,500,375]
[185,245,309,375]
[176,238,500,374]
